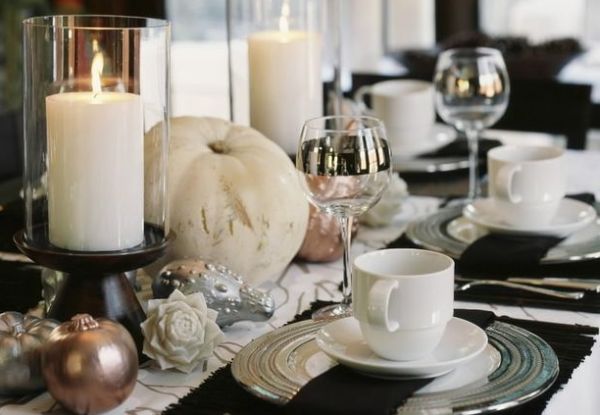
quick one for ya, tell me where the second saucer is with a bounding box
[463,198,597,238]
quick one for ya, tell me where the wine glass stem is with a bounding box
[339,215,353,306]
[465,129,480,201]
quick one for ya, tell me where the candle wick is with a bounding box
[93,92,98,100]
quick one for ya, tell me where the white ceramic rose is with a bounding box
[360,175,408,227]
[141,290,224,373]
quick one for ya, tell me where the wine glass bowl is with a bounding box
[296,115,392,320]
[434,47,510,200]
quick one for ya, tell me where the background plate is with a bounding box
[231,319,558,414]
[406,206,600,264]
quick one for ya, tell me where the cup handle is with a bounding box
[354,85,373,114]
[367,279,399,332]
[496,164,522,203]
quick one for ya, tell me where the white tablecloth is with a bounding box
[2,149,600,415]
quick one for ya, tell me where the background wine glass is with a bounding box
[296,115,392,320]
[434,47,510,200]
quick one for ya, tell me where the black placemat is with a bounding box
[400,138,501,186]
[419,137,502,159]
[162,301,597,415]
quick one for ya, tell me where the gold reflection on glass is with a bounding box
[457,79,470,97]
[478,73,501,98]
[493,74,503,95]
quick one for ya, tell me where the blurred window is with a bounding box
[165,0,229,118]
[479,0,587,44]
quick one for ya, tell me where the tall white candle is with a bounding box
[248,30,322,155]
[387,0,435,50]
[45,91,144,251]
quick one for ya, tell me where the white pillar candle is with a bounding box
[387,0,435,50]
[248,30,322,155]
[45,91,144,251]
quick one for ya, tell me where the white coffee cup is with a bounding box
[352,248,454,361]
[487,145,566,228]
[354,80,435,151]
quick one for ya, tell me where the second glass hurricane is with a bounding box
[296,116,392,320]
[434,47,510,200]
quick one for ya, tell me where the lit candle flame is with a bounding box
[91,51,104,97]
[457,79,470,94]
[279,0,290,33]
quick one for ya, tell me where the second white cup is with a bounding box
[487,145,566,228]
[352,248,454,361]
[354,79,435,151]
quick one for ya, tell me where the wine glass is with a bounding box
[434,47,510,200]
[296,115,392,320]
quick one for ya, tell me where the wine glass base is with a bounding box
[311,303,353,321]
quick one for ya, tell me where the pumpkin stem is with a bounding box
[208,140,229,154]
[70,314,100,331]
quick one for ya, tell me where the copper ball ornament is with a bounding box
[297,176,360,262]
[41,314,138,414]
[296,204,344,262]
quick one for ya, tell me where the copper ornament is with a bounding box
[296,204,344,262]
[296,176,359,262]
[41,314,138,415]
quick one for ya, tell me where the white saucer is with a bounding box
[390,123,455,159]
[315,317,488,379]
[463,198,597,237]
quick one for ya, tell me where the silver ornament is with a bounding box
[152,259,275,327]
[0,312,60,395]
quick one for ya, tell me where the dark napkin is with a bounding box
[286,366,431,415]
[458,193,596,277]
[459,233,563,275]
[285,309,494,415]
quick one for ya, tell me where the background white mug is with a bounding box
[354,79,435,151]
[352,248,454,361]
[488,145,566,228]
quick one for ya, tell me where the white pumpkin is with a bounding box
[146,116,309,284]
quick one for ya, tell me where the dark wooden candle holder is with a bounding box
[14,224,170,358]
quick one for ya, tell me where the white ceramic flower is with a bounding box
[360,175,408,227]
[141,290,224,373]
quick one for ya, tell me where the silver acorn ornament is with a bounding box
[152,259,275,327]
